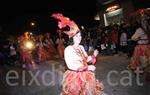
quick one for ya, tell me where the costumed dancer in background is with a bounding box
[9,41,17,65]
[44,33,56,59]
[52,13,104,95]
[36,35,49,63]
[56,31,65,59]
[120,29,128,54]
[128,22,150,71]
[20,32,36,69]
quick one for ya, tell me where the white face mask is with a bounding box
[73,32,82,44]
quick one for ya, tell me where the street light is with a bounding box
[30,22,35,26]
[29,21,40,35]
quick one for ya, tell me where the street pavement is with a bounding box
[0,54,149,95]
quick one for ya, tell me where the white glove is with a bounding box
[87,56,92,62]
[93,49,99,57]
[88,65,96,71]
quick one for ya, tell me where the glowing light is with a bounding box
[25,41,34,49]
[31,22,35,26]
[30,32,33,35]
[94,14,100,20]
[81,26,84,29]
[106,5,119,12]
[140,9,144,17]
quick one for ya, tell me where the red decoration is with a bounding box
[51,13,76,29]
[51,13,80,37]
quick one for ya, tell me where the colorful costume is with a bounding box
[56,38,65,59]
[129,27,150,70]
[61,45,103,95]
[19,35,34,68]
[36,36,49,62]
[52,13,104,95]
[44,33,57,55]
[36,41,48,62]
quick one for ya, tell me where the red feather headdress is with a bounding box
[51,13,80,37]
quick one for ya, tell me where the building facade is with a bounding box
[97,0,150,26]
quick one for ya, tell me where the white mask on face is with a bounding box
[73,32,82,45]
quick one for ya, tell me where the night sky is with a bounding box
[0,0,97,35]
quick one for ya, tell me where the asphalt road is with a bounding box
[0,54,149,95]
